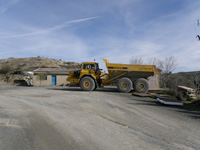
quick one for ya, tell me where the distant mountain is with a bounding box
[0,57,80,73]
[175,71,200,76]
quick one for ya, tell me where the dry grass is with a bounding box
[0,57,80,73]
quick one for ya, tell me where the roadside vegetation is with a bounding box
[0,64,11,74]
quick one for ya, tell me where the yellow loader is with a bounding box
[67,59,157,93]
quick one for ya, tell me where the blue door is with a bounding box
[52,76,56,85]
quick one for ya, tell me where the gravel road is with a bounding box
[0,85,199,150]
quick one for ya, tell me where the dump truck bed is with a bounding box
[102,59,157,83]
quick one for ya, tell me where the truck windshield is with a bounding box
[83,64,95,69]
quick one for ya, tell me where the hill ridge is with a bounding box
[0,57,80,73]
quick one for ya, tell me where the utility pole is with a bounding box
[196,19,200,41]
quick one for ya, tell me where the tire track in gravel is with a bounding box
[22,111,82,150]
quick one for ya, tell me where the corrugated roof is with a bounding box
[33,68,80,75]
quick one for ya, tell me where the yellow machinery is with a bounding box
[13,71,33,86]
[67,59,157,93]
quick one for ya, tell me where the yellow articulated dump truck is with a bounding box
[67,59,157,93]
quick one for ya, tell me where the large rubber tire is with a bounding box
[117,77,133,93]
[80,77,95,91]
[134,78,149,93]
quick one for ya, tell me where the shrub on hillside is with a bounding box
[0,65,11,74]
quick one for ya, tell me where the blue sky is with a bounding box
[0,0,200,72]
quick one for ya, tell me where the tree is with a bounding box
[162,55,177,74]
[147,56,177,73]
[146,56,177,88]
[191,72,200,95]
[129,57,143,65]
[159,56,177,88]
[146,57,163,70]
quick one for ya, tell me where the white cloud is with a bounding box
[0,29,92,61]
[0,17,99,39]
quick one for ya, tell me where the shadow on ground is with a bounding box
[129,97,200,120]
[47,87,119,93]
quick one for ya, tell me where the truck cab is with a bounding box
[67,62,101,90]
[81,62,100,78]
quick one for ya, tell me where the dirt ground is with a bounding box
[0,85,200,150]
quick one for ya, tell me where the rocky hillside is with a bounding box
[0,57,80,73]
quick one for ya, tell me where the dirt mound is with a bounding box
[0,57,80,73]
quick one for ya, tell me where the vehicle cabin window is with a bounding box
[83,64,95,70]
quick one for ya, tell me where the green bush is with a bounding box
[0,65,11,74]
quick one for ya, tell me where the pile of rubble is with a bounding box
[132,85,198,106]
[177,86,197,101]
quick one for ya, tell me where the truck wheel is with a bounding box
[117,77,132,93]
[134,78,149,93]
[80,77,95,91]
